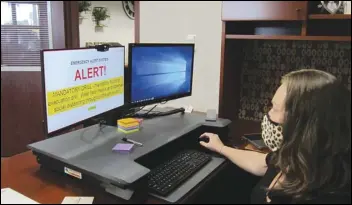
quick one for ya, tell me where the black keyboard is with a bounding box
[147,150,211,196]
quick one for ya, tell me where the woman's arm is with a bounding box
[200,133,268,176]
[220,146,268,176]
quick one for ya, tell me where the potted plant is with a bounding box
[92,7,110,29]
[78,1,91,23]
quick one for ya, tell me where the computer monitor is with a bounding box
[41,46,125,134]
[127,43,195,106]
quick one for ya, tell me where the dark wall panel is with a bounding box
[1,72,45,157]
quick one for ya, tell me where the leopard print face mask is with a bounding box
[261,114,283,152]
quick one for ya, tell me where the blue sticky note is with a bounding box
[112,143,134,153]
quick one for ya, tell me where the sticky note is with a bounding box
[117,128,140,134]
[118,121,140,127]
[118,118,139,125]
[112,143,134,153]
[61,197,94,204]
[118,124,140,130]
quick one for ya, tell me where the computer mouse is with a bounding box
[199,136,210,143]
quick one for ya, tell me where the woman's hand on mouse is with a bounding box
[199,133,224,153]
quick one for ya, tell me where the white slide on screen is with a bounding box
[43,47,125,133]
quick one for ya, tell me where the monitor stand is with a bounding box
[84,109,128,127]
[87,107,186,127]
[133,107,185,119]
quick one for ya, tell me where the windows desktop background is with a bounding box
[131,46,194,103]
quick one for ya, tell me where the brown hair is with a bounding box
[272,69,351,200]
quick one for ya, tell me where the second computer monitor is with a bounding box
[128,43,195,106]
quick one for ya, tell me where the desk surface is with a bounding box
[1,151,230,204]
[2,111,233,204]
[1,145,266,204]
[1,151,163,204]
[1,135,267,204]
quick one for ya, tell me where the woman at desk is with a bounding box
[200,69,351,204]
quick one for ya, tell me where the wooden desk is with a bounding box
[1,151,229,204]
[1,151,164,204]
[1,141,267,204]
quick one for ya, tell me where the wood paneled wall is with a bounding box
[1,72,44,156]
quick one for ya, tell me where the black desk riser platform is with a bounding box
[28,111,231,203]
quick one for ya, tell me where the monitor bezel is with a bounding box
[41,46,126,136]
[126,43,195,108]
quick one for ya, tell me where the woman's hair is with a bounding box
[272,69,351,200]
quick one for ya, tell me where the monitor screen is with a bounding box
[42,47,125,134]
[129,44,195,105]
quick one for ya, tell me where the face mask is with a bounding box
[261,114,284,152]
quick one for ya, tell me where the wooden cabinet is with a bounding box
[222,1,307,21]
[220,1,350,142]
